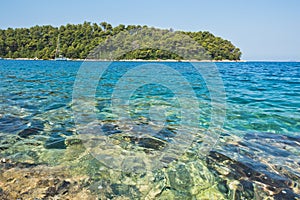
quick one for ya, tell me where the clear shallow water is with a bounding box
[0,60,299,199]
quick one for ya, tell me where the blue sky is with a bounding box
[0,0,299,60]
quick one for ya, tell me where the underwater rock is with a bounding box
[44,103,66,111]
[137,137,167,150]
[207,131,300,199]
[167,163,192,191]
[273,188,300,200]
[0,162,96,199]
[65,138,83,146]
[0,158,38,170]
[0,134,21,150]
[18,127,40,138]
[239,180,254,199]
[18,119,44,138]
[217,180,229,194]
[216,153,298,197]
[0,115,29,133]
[0,114,45,138]
[44,135,66,149]
[101,123,122,135]
[110,184,141,199]
[2,117,300,200]
[0,187,10,200]
[153,128,176,142]
[45,180,71,197]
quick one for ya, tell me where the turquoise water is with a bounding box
[0,60,299,199]
[222,62,300,135]
[1,60,299,135]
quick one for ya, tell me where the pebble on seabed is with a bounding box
[1,158,6,163]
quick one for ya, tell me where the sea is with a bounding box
[0,60,299,199]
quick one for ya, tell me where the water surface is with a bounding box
[0,60,299,199]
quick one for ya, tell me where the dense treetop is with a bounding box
[0,22,242,60]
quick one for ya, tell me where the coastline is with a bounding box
[1,58,299,62]
[1,58,247,62]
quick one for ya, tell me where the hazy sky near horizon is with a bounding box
[0,0,299,60]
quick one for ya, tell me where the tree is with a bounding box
[0,22,242,60]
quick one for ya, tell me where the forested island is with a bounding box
[0,22,242,60]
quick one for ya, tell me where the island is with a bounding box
[0,22,242,61]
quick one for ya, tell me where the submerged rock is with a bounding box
[18,120,44,138]
[1,116,300,200]
[0,161,96,199]
[154,128,176,142]
[137,137,167,150]
[207,132,300,199]
[44,135,66,149]
[110,184,141,199]
[65,138,83,146]
[18,127,40,138]
[101,123,122,135]
[0,115,28,133]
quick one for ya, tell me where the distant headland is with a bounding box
[0,22,242,61]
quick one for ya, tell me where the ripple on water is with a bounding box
[0,61,299,198]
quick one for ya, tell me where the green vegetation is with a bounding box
[118,48,184,60]
[0,22,241,60]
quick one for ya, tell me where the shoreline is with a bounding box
[1,58,299,62]
[0,58,247,62]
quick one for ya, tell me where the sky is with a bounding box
[0,0,299,61]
